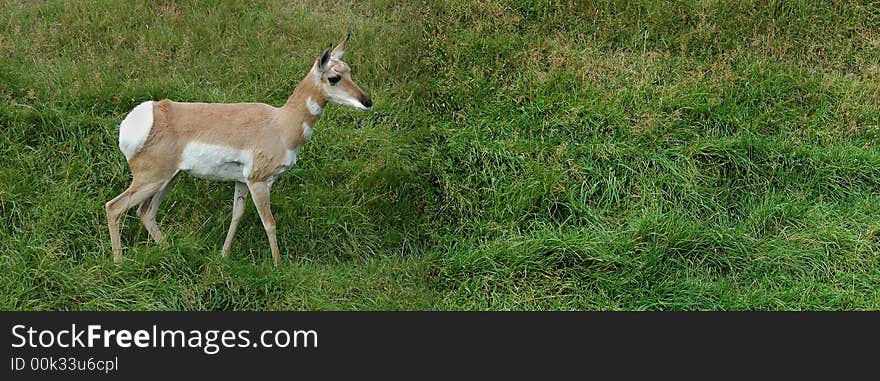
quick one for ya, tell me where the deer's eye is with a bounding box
[328,76,341,85]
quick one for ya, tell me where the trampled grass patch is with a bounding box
[1,0,878,310]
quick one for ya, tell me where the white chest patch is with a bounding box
[306,96,323,116]
[118,101,154,161]
[269,148,299,183]
[179,142,253,182]
[302,122,314,140]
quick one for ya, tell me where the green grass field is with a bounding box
[1,0,879,310]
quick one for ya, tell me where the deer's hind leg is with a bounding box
[106,158,178,263]
[136,174,177,244]
[106,180,165,262]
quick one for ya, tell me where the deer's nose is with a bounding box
[361,97,372,109]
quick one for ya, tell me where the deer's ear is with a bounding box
[331,33,350,60]
[316,45,332,72]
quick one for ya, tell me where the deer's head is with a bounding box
[312,34,372,111]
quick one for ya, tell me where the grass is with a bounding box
[1,0,878,310]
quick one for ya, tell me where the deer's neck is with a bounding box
[280,74,326,149]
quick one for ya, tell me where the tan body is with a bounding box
[106,34,371,265]
[135,91,318,183]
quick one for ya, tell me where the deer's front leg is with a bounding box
[246,181,280,266]
[221,181,249,257]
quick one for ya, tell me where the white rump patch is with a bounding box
[302,122,313,140]
[306,96,323,116]
[180,142,253,182]
[118,101,154,160]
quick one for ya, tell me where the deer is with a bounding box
[106,34,371,266]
